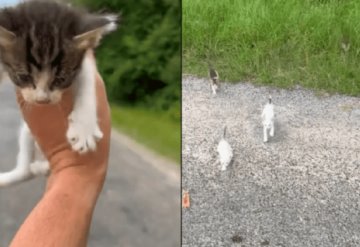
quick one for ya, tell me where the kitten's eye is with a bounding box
[18,74,32,83]
[51,51,64,68]
[52,77,65,87]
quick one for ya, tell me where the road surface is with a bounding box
[182,76,360,247]
[0,81,180,247]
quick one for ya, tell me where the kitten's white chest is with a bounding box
[262,104,274,123]
[262,102,275,142]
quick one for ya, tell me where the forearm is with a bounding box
[9,167,106,247]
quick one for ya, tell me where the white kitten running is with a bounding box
[217,126,233,171]
[261,96,274,143]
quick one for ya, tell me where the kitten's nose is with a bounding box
[35,90,50,104]
[35,99,51,104]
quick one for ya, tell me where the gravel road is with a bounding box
[182,75,360,247]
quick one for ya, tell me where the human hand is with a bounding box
[10,55,111,247]
[16,61,111,187]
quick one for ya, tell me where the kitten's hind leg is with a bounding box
[211,83,217,95]
[0,122,35,187]
[263,126,268,143]
[270,122,274,137]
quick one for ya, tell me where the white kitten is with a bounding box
[217,126,233,171]
[261,96,274,143]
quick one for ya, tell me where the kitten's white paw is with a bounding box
[221,165,227,171]
[30,161,50,176]
[211,85,217,95]
[270,129,274,137]
[66,112,103,154]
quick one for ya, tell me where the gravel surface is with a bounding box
[182,75,360,247]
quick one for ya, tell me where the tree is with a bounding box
[73,0,180,118]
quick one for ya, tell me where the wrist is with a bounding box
[9,166,105,247]
[45,165,106,209]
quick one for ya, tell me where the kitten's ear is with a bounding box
[0,26,15,48]
[73,15,118,50]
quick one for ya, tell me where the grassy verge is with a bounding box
[111,105,180,164]
[183,0,360,96]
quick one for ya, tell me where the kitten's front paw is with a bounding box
[270,129,274,137]
[66,112,103,154]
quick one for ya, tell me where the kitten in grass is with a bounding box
[0,0,118,187]
[208,65,219,95]
[217,126,233,171]
[261,96,274,143]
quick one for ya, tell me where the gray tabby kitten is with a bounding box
[0,0,118,186]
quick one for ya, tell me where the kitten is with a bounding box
[261,96,274,143]
[217,126,233,171]
[208,66,219,95]
[0,0,118,187]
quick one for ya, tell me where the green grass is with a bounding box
[111,105,180,164]
[183,0,360,96]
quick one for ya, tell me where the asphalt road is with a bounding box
[0,81,180,247]
[182,76,360,247]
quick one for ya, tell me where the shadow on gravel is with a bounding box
[252,119,288,144]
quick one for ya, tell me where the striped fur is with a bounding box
[0,0,118,103]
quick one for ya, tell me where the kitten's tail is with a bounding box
[222,126,227,139]
[268,95,272,104]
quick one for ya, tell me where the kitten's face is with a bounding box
[0,1,119,104]
[2,37,84,104]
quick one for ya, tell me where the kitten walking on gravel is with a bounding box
[261,96,275,143]
[0,1,118,187]
[217,126,233,171]
[208,66,219,95]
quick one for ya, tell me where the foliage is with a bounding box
[111,105,180,163]
[183,0,360,96]
[74,0,181,120]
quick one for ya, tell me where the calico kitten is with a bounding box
[261,96,275,143]
[217,126,233,171]
[0,0,118,187]
[208,66,219,95]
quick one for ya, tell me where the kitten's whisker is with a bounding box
[22,101,31,112]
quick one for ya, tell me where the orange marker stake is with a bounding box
[182,190,190,208]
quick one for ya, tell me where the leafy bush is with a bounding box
[74,0,180,118]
